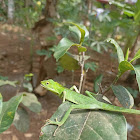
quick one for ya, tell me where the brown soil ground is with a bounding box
[0,24,140,140]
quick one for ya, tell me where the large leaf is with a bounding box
[59,53,80,71]
[0,94,2,114]
[119,61,134,74]
[0,94,23,133]
[130,49,140,63]
[94,74,103,93]
[13,107,29,132]
[21,92,42,113]
[133,66,140,91]
[111,85,134,109]
[54,38,74,61]
[0,80,17,87]
[106,38,124,63]
[40,102,127,140]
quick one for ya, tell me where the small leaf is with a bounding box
[13,107,29,132]
[67,22,89,44]
[54,38,74,61]
[94,74,103,93]
[69,24,89,44]
[133,66,140,91]
[0,94,2,114]
[40,102,127,140]
[84,62,97,72]
[119,61,134,74]
[124,48,129,61]
[59,53,80,71]
[123,9,135,17]
[0,94,23,133]
[36,49,52,57]
[106,38,124,63]
[111,85,134,109]
[130,49,140,63]
[56,65,64,73]
[23,83,33,92]
[21,92,42,113]
[0,80,17,87]
[126,87,139,98]
[0,76,8,80]
[24,73,34,81]
[77,46,87,52]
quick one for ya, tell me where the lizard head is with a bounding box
[41,79,64,96]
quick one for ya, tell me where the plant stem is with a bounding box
[79,52,85,93]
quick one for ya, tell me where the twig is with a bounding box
[79,52,85,93]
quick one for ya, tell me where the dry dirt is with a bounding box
[0,24,140,140]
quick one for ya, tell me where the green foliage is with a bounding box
[0,76,8,80]
[0,80,17,87]
[40,102,127,140]
[130,49,140,63]
[21,92,42,113]
[111,85,134,109]
[126,87,139,99]
[94,74,103,93]
[23,73,34,92]
[59,53,80,71]
[0,94,24,133]
[84,62,97,72]
[54,38,74,61]
[106,38,124,63]
[13,107,29,132]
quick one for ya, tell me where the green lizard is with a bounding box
[41,79,140,133]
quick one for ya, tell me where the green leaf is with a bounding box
[112,85,134,109]
[0,80,17,87]
[106,38,124,63]
[124,48,129,61]
[0,94,23,133]
[59,53,80,71]
[130,49,140,63]
[119,61,134,74]
[13,107,29,132]
[84,62,97,72]
[24,73,34,81]
[56,65,64,73]
[36,49,52,57]
[123,9,135,17]
[40,102,127,140]
[21,92,42,113]
[133,66,140,91]
[0,94,2,114]
[0,76,8,80]
[69,24,89,44]
[126,87,139,98]
[77,46,87,52]
[54,38,74,61]
[94,74,103,93]
[23,83,33,92]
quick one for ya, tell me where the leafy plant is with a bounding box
[40,24,140,140]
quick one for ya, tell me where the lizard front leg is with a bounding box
[46,104,101,136]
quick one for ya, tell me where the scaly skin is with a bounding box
[41,79,140,127]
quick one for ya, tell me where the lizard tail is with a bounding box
[100,102,140,115]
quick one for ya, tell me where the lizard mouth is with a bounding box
[40,84,45,88]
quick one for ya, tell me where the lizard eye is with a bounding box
[46,82,49,85]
